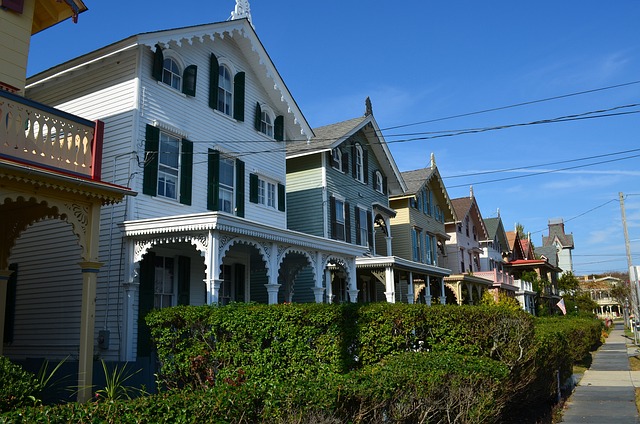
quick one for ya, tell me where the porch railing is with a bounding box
[0,89,103,180]
[474,269,514,286]
[513,279,534,292]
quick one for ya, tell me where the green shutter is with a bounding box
[363,149,369,184]
[143,124,160,196]
[137,252,156,357]
[329,196,336,240]
[254,102,262,131]
[179,139,193,205]
[182,65,197,97]
[383,176,388,195]
[207,149,220,211]
[209,53,220,109]
[152,44,164,81]
[235,158,245,217]
[249,173,259,203]
[355,206,361,245]
[367,211,374,248]
[233,72,245,121]
[274,115,284,141]
[177,256,191,306]
[278,183,285,212]
[345,202,351,243]
[341,150,349,174]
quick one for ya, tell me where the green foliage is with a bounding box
[0,357,40,413]
[1,305,603,423]
[558,272,580,295]
[94,360,146,401]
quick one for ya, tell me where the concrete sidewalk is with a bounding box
[561,325,640,423]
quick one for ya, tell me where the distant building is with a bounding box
[580,275,624,318]
[542,218,574,275]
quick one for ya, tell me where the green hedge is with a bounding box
[146,302,533,389]
[0,357,40,413]
[1,352,509,424]
[1,304,603,423]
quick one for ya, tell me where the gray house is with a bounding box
[286,99,408,303]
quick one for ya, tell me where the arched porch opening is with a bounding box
[279,250,313,304]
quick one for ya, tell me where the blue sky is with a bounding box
[27,1,640,276]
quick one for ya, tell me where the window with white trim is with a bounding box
[357,208,368,247]
[260,110,274,137]
[334,199,346,241]
[219,156,235,213]
[258,178,276,208]
[157,132,180,200]
[332,148,343,172]
[154,256,174,308]
[217,64,233,115]
[374,171,384,193]
[162,57,182,90]
[354,143,364,183]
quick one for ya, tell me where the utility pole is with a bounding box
[620,192,639,339]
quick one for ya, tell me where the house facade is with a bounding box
[1,0,133,402]
[541,218,574,276]
[12,7,367,373]
[286,100,410,303]
[442,188,493,304]
[477,214,518,298]
[386,154,455,304]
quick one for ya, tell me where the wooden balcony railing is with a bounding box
[0,90,103,180]
[475,269,514,286]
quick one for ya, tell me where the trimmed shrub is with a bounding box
[0,357,40,413]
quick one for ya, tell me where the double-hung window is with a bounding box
[332,148,343,172]
[260,110,274,137]
[335,199,346,241]
[157,132,180,200]
[374,171,384,193]
[357,207,368,247]
[219,156,235,213]
[412,227,422,262]
[162,58,182,90]
[354,144,364,183]
[154,256,174,309]
[218,65,233,116]
[258,178,276,208]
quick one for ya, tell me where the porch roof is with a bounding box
[123,211,367,257]
[356,255,451,277]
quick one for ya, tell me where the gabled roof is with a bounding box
[27,18,313,141]
[506,231,526,260]
[395,155,456,222]
[483,216,510,253]
[536,245,559,268]
[542,219,575,249]
[449,194,489,241]
[286,110,407,195]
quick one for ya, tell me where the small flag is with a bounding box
[557,298,567,315]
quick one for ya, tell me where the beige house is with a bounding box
[1,0,133,402]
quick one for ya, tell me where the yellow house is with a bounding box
[0,0,133,402]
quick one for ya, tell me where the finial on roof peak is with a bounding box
[230,0,253,27]
[469,185,474,199]
[430,152,436,170]
[365,97,373,116]
[497,208,500,218]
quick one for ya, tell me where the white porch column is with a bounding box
[347,260,358,303]
[406,272,414,304]
[0,270,12,356]
[206,231,221,305]
[313,251,324,303]
[264,283,281,304]
[77,260,103,403]
[425,275,432,306]
[439,278,446,305]
[325,269,333,303]
[384,266,395,303]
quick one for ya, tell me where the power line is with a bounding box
[381,80,640,131]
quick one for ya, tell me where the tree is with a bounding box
[558,272,580,296]
[609,282,631,308]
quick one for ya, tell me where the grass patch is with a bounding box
[629,355,640,371]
